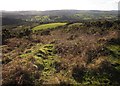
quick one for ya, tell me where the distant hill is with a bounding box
[2,10,118,25]
[2,10,118,15]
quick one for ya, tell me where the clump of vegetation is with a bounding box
[2,28,11,44]
[12,26,32,38]
[19,44,63,84]
[106,39,120,68]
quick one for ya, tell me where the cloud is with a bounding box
[0,0,119,11]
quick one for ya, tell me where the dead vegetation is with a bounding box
[2,20,120,85]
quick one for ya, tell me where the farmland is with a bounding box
[32,23,67,31]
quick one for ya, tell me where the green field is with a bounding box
[32,23,67,31]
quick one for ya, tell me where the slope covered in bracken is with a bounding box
[2,20,120,85]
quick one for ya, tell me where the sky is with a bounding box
[0,0,120,11]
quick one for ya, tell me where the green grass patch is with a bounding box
[32,23,67,32]
[20,43,61,82]
[68,23,83,28]
[107,45,120,55]
[105,44,120,71]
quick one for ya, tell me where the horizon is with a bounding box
[1,9,119,12]
[0,0,120,11]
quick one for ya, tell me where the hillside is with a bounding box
[2,10,118,25]
[1,10,120,86]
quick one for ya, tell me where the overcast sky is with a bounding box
[0,0,119,11]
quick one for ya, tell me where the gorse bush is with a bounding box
[2,28,11,44]
[13,26,32,38]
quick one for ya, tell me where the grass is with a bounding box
[68,23,83,28]
[19,44,62,83]
[106,45,120,56]
[106,44,120,71]
[32,23,67,31]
